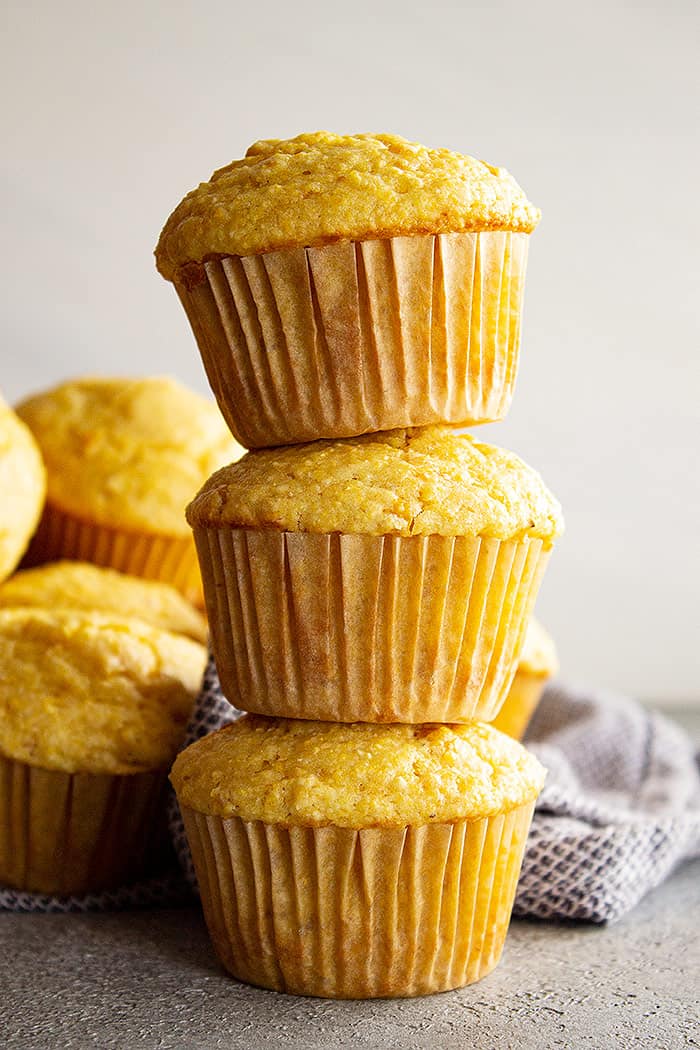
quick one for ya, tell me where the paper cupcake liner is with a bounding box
[23,500,203,607]
[0,753,170,895]
[491,672,549,740]
[181,801,535,998]
[176,231,529,448]
[194,529,550,723]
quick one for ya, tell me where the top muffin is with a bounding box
[16,376,242,536]
[156,132,541,279]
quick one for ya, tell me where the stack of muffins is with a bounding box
[161,133,564,998]
[0,378,245,895]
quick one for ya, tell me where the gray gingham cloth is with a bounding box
[0,871,190,914]
[516,683,700,922]
[5,656,699,921]
[170,657,700,924]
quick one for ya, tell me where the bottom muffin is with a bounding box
[170,716,546,998]
[491,619,558,739]
[0,608,206,894]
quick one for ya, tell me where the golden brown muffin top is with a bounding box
[0,608,206,774]
[0,562,207,644]
[0,403,46,582]
[518,618,558,677]
[170,715,546,826]
[16,376,243,536]
[188,426,563,542]
[156,131,541,279]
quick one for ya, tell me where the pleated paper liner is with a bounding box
[23,499,204,607]
[491,671,550,740]
[181,801,535,998]
[175,230,529,448]
[194,528,551,723]
[0,753,170,895]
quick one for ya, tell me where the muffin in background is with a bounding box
[0,400,45,582]
[0,561,207,644]
[188,425,563,724]
[492,618,558,739]
[0,607,206,895]
[15,376,243,605]
[171,715,546,998]
[156,132,540,448]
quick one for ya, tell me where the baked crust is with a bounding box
[156,132,540,280]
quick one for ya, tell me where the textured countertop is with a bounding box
[2,861,699,1050]
[2,710,699,1050]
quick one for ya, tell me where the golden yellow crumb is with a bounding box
[156,131,540,279]
[16,376,243,536]
[518,618,558,676]
[0,561,207,643]
[0,608,206,773]
[188,426,563,542]
[0,404,45,581]
[170,715,546,826]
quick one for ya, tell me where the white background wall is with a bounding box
[2,0,698,703]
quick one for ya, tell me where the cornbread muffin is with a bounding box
[15,376,243,604]
[188,426,563,723]
[191,425,562,538]
[171,716,546,998]
[156,132,541,447]
[492,619,558,739]
[156,132,540,272]
[0,607,206,894]
[0,561,207,643]
[0,402,45,582]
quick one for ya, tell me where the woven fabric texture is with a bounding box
[4,656,699,922]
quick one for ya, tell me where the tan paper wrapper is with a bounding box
[0,754,169,895]
[194,528,550,723]
[181,801,535,998]
[491,671,549,740]
[176,231,529,448]
[23,500,204,607]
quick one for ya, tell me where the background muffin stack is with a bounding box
[0,377,243,894]
[16,376,244,606]
[161,132,564,998]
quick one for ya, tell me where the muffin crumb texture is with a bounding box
[518,618,558,677]
[171,716,546,826]
[156,131,541,278]
[0,403,46,580]
[0,562,207,644]
[188,426,564,542]
[15,376,243,535]
[0,608,206,774]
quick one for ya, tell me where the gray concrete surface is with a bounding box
[2,708,699,1050]
[1,859,698,1049]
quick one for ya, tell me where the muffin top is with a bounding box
[171,715,546,826]
[0,402,46,582]
[0,561,207,644]
[188,426,563,543]
[0,608,206,774]
[16,376,243,536]
[518,618,558,677]
[156,131,541,279]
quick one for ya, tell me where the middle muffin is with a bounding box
[188,426,563,723]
